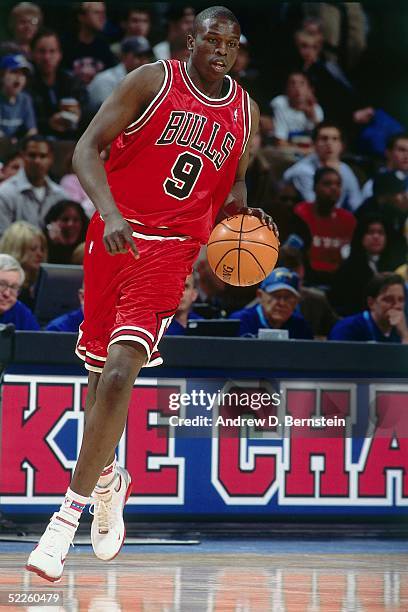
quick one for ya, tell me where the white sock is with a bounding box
[55,487,89,530]
[94,458,117,497]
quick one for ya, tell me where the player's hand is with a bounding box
[103,212,139,258]
[244,207,279,239]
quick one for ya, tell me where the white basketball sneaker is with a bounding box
[90,466,132,561]
[26,513,76,582]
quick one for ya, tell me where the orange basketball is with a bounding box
[207,214,279,286]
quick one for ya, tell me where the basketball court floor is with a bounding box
[0,537,406,611]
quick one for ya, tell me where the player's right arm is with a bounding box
[72,62,165,257]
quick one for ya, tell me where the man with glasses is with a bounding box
[229,267,313,339]
[0,254,39,329]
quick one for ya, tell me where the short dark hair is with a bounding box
[278,245,304,270]
[125,5,151,19]
[386,132,408,151]
[31,28,60,51]
[313,166,341,188]
[193,6,239,36]
[44,200,89,241]
[312,121,343,143]
[366,272,404,300]
[20,134,53,153]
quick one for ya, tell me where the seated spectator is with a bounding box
[270,72,324,152]
[354,107,405,158]
[62,2,117,83]
[0,221,47,310]
[361,133,408,200]
[0,135,67,236]
[284,121,363,211]
[29,30,87,139]
[229,267,313,339]
[356,172,407,268]
[295,168,356,286]
[110,6,152,58]
[0,253,39,330]
[4,2,43,58]
[278,245,338,338]
[153,5,195,60]
[88,36,152,112]
[0,150,23,183]
[245,130,276,208]
[44,200,89,264]
[329,214,397,316]
[267,181,311,251]
[165,273,203,335]
[46,285,84,332]
[0,54,37,140]
[329,273,408,343]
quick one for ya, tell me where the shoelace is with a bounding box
[89,497,113,533]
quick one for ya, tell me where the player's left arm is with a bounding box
[222,97,278,236]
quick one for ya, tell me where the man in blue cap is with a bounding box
[0,53,37,139]
[229,267,313,338]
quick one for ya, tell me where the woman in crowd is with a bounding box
[0,221,47,309]
[44,200,89,264]
[329,214,395,315]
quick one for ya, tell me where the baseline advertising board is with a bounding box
[0,374,407,516]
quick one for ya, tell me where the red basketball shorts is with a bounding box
[76,214,200,372]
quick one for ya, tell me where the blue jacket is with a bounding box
[328,310,401,343]
[46,308,83,332]
[165,312,203,336]
[0,300,40,330]
[229,304,313,339]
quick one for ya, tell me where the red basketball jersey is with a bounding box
[105,59,251,244]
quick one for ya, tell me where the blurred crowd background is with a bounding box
[0,1,406,344]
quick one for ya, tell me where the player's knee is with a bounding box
[99,367,133,399]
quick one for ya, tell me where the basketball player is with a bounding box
[26,6,277,582]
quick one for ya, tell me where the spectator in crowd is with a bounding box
[110,6,152,57]
[0,253,40,330]
[329,214,397,316]
[278,245,338,338]
[356,172,407,268]
[245,130,276,208]
[44,200,89,264]
[267,181,311,252]
[361,133,408,200]
[230,36,267,114]
[270,72,324,152]
[46,284,84,332]
[60,153,94,218]
[62,2,117,83]
[329,273,408,343]
[295,167,356,286]
[0,221,47,310]
[88,36,152,112]
[0,54,37,140]
[165,273,203,335]
[153,5,195,60]
[0,150,23,183]
[0,135,67,236]
[5,2,43,58]
[29,30,87,139]
[284,121,363,211]
[229,267,313,339]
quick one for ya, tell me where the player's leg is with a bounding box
[26,341,146,580]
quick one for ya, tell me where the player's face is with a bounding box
[188,18,240,81]
[368,284,404,324]
[362,223,386,255]
[260,289,298,326]
[0,270,21,314]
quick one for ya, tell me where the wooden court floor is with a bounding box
[0,542,407,611]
